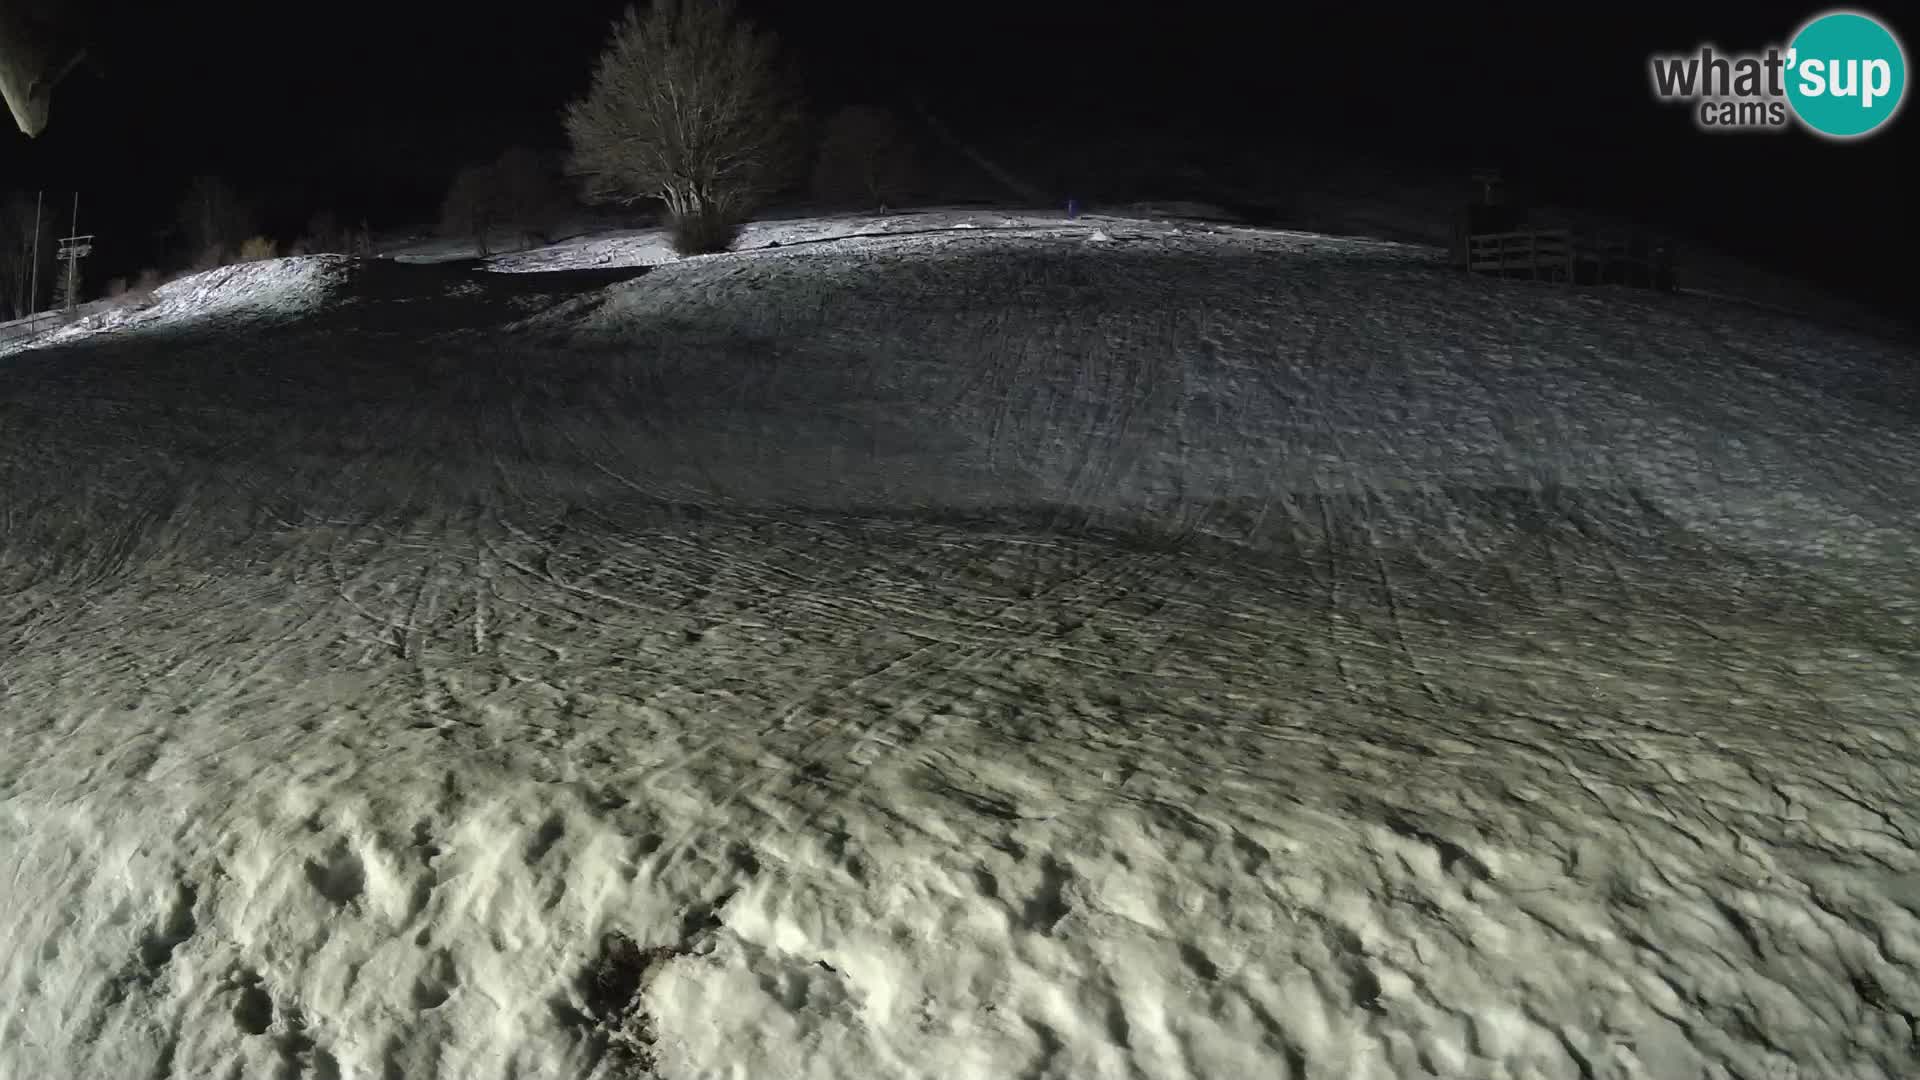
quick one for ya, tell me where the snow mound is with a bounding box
[140,256,353,321]
[478,209,1139,274]
[8,257,357,353]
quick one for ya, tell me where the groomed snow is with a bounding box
[2,213,1917,1080]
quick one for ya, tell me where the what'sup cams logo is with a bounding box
[1649,9,1907,138]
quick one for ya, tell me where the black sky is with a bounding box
[2,0,1909,315]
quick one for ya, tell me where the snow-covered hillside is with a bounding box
[2,213,1916,1080]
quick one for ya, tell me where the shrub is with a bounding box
[237,235,278,261]
[669,210,740,256]
[103,269,161,309]
[564,0,804,255]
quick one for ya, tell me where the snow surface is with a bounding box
[2,213,1918,1080]
[4,258,353,355]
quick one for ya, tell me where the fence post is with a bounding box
[66,193,79,313]
[30,191,41,315]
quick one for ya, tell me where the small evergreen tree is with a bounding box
[52,257,82,311]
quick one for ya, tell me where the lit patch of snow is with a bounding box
[1,257,354,357]
[135,256,354,323]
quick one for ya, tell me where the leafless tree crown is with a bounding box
[563,0,801,224]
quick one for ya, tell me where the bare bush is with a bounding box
[237,235,278,262]
[564,0,804,254]
[103,269,161,309]
[669,211,740,255]
[812,105,917,209]
[191,243,228,272]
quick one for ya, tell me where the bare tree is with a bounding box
[440,147,572,257]
[812,105,917,210]
[564,0,804,254]
[0,192,55,319]
[439,161,503,257]
[176,175,258,268]
[492,145,568,248]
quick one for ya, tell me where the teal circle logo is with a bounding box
[1786,10,1907,138]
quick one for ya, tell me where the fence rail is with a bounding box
[1468,228,1573,273]
[0,310,70,344]
[1465,226,1674,289]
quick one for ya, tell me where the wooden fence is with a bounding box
[0,310,70,345]
[1466,226,1675,290]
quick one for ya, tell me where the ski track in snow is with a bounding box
[2,217,1918,1080]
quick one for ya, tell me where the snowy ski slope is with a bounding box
[1,213,1917,1080]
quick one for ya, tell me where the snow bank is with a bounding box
[142,256,352,318]
[477,209,1190,274]
[107,256,355,334]
[0,257,353,357]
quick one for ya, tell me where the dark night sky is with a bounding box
[2,0,1910,313]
